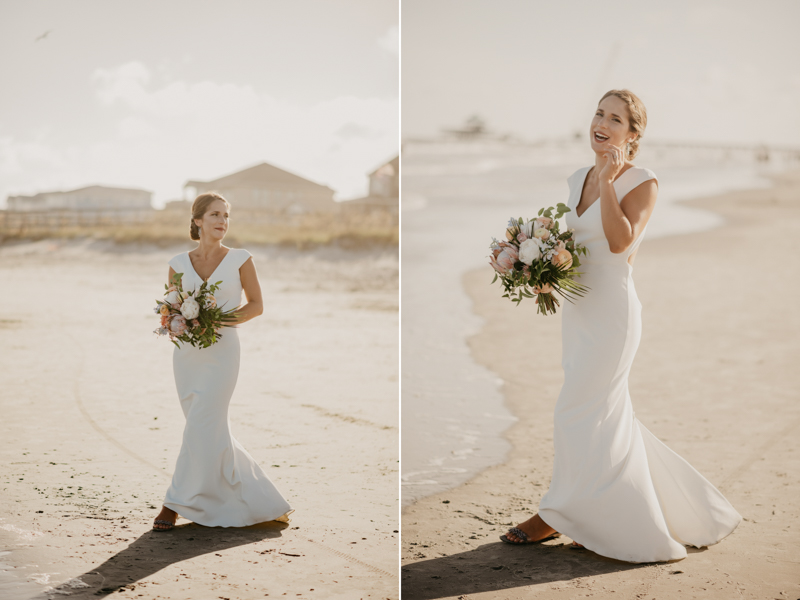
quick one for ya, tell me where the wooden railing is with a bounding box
[0,210,152,231]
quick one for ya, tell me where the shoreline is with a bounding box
[399,149,783,508]
[401,167,796,508]
[401,170,800,598]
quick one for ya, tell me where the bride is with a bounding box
[500,90,741,562]
[153,192,293,531]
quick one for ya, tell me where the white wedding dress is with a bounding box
[163,248,293,527]
[537,166,741,563]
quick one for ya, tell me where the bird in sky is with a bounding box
[35,30,52,42]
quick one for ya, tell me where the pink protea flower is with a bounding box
[489,256,503,273]
[169,315,188,336]
[490,245,519,274]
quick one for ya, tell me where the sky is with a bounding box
[0,0,399,206]
[402,0,800,147]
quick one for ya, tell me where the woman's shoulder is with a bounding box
[567,166,592,188]
[616,165,659,203]
[625,165,658,184]
[228,247,253,269]
[167,251,189,271]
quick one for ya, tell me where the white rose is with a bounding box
[518,238,542,265]
[180,296,200,320]
[164,290,181,304]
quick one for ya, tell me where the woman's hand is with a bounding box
[598,143,626,183]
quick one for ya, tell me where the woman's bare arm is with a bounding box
[597,143,659,254]
[232,257,264,324]
[599,178,658,253]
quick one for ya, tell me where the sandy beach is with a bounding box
[0,242,398,599]
[401,170,800,599]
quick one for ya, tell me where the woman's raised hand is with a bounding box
[598,142,626,183]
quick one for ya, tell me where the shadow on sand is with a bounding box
[402,538,699,599]
[39,520,289,598]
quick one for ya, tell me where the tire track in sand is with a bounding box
[69,334,169,479]
[303,538,397,579]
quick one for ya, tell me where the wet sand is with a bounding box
[0,241,398,599]
[401,170,800,599]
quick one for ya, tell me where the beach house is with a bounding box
[341,156,399,213]
[184,162,336,214]
[7,185,152,213]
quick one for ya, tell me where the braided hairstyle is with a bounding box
[599,89,647,160]
[190,192,229,240]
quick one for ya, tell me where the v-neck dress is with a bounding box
[163,248,292,526]
[536,167,741,562]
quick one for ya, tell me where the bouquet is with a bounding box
[153,273,239,348]
[489,203,589,315]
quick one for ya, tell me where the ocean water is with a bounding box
[400,139,786,507]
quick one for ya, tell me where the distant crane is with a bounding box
[35,30,52,42]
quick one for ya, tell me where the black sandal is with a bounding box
[152,519,175,532]
[500,527,561,545]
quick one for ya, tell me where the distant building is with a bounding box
[184,162,336,214]
[368,156,399,200]
[7,185,152,212]
[442,115,488,140]
[343,156,399,211]
[164,199,191,211]
[441,115,510,142]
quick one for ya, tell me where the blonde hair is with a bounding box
[190,192,230,240]
[599,89,647,160]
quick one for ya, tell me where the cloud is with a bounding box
[335,122,383,140]
[2,61,398,206]
[93,61,151,106]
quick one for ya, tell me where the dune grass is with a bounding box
[0,208,398,249]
